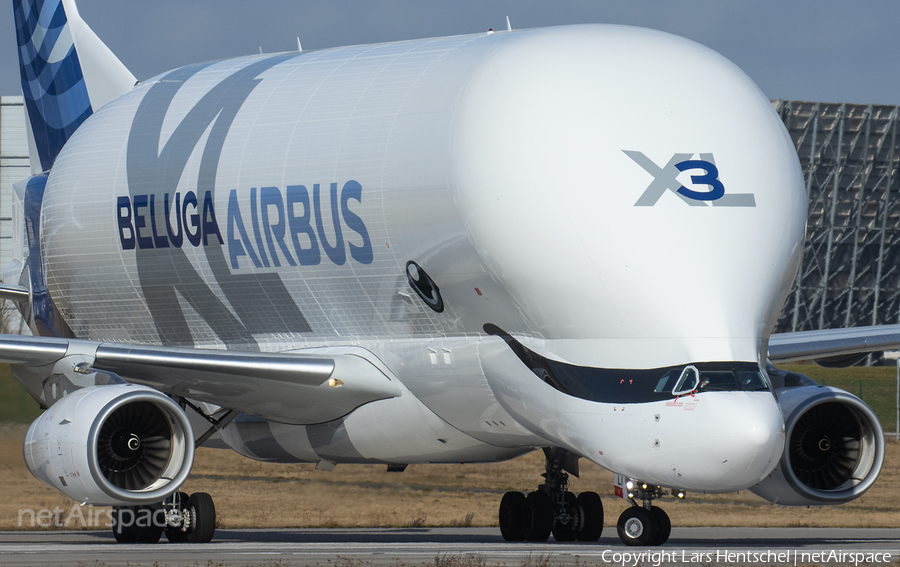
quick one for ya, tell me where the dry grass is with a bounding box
[2,423,900,530]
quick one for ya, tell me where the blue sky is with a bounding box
[2,0,900,105]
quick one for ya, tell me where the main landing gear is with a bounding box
[498,448,603,542]
[112,491,216,544]
[615,480,673,546]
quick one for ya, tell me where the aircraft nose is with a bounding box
[746,411,780,447]
[708,392,785,477]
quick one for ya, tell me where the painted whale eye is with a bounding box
[406,261,444,313]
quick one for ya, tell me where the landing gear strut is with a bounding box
[616,479,672,546]
[499,448,603,543]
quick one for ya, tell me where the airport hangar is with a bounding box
[1,97,899,359]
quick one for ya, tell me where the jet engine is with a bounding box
[749,378,884,506]
[23,383,194,506]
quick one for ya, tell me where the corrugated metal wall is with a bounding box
[773,101,900,344]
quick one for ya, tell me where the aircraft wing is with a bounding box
[768,324,900,364]
[0,335,401,425]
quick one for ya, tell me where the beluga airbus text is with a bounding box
[3,0,894,546]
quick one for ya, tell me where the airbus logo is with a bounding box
[115,181,374,270]
[624,151,756,207]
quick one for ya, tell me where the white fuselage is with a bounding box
[30,25,806,492]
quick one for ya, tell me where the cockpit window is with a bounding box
[653,368,683,393]
[698,370,738,391]
[695,366,769,392]
[737,370,769,391]
[484,323,772,404]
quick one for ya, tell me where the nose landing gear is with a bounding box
[498,448,604,543]
[616,479,672,546]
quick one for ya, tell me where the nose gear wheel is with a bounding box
[615,479,673,546]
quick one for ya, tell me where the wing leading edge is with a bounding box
[0,335,401,424]
[768,324,900,364]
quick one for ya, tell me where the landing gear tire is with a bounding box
[133,504,163,544]
[185,492,216,543]
[575,491,603,542]
[551,492,578,542]
[111,507,137,543]
[499,492,526,542]
[165,526,188,543]
[523,491,552,542]
[617,507,657,546]
[133,525,163,544]
[650,506,671,546]
[111,505,163,544]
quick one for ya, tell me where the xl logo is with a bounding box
[623,151,756,207]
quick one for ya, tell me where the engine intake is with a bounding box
[98,400,175,491]
[750,384,884,506]
[790,401,861,491]
[24,384,194,505]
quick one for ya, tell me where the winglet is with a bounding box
[14,0,136,173]
[506,16,512,32]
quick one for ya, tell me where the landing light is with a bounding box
[625,480,634,490]
[328,378,344,388]
[676,490,686,499]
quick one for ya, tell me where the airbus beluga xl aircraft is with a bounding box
[4,0,898,546]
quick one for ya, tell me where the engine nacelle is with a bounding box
[23,384,194,505]
[749,384,884,506]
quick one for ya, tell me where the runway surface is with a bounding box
[1,527,898,566]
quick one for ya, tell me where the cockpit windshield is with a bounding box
[485,324,771,404]
[544,359,770,403]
